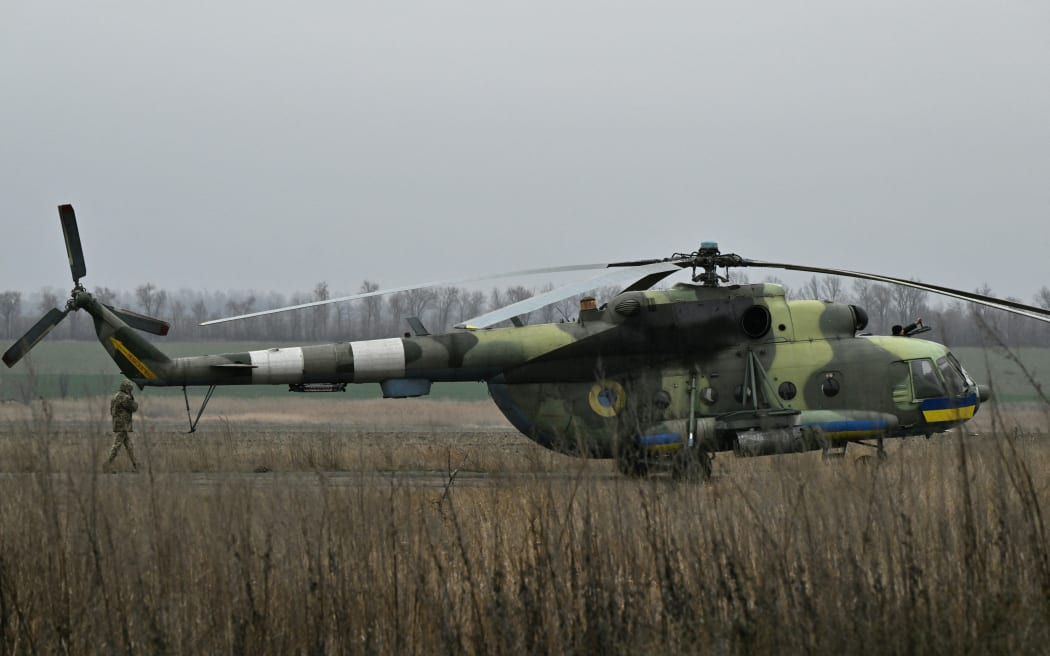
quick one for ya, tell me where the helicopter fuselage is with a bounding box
[83,283,983,463]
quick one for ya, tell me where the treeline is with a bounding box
[1,276,1048,347]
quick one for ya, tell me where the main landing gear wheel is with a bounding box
[615,438,649,478]
[672,446,712,482]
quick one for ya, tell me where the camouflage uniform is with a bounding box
[106,380,139,470]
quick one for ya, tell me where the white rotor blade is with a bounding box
[200,262,616,326]
[456,261,682,329]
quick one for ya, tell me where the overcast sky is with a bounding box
[2,2,1048,310]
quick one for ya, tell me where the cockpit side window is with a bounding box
[909,359,946,399]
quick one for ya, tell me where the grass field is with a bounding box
[1,396,1049,653]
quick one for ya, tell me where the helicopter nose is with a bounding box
[977,384,991,403]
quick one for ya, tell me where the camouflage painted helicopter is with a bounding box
[6,205,1050,478]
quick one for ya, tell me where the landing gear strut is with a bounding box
[821,442,848,462]
[183,385,216,433]
[838,438,888,461]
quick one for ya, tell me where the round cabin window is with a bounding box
[822,377,840,397]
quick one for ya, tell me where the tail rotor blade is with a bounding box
[105,304,171,336]
[2,308,69,368]
[58,204,87,283]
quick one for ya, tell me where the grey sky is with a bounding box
[2,2,1048,308]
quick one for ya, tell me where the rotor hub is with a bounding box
[679,242,744,287]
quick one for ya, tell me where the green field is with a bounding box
[2,340,1048,405]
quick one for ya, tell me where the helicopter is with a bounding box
[6,205,1050,478]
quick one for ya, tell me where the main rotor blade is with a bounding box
[456,261,683,329]
[200,262,633,326]
[740,259,1050,324]
[105,304,171,336]
[58,204,87,283]
[2,308,69,368]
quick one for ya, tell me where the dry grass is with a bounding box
[1,398,1049,654]
[0,395,515,433]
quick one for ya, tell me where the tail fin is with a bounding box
[77,292,173,385]
[5,204,173,382]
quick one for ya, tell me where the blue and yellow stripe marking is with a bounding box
[920,394,978,422]
[800,419,890,441]
[639,432,684,453]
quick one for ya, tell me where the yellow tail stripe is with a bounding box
[109,337,158,380]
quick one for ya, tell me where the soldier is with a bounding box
[892,318,923,336]
[105,380,139,471]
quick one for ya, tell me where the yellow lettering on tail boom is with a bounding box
[109,337,158,380]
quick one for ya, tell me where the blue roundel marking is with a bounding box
[597,388,617,407]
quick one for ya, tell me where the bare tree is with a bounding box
[35,288,65,338]
[998,295,1030,347]
[0,291,21,338]
[1036,286,1050,310]
[333,295,353,339]
[405,287,437,321]
[312,281,330,340]
[259,291,288,340]
[135,283,167,316]
[190,299,209,339]
[436,286,460,331]
[359,280,382,338]
[870,283,893,332]
[801,275,843,301]
[891,280,928,327]
[39,289,60,313]
[191,299,209,324]
[803,276,822,300]
[851,279,874,309]
[224,294,256,340]
[552,293,583,322]
[386,291,407,334]
[460,290,486,322]
[171,299,186,335]
[538,283,558,324]
[504,285,534,324]
[819,276,844,302]
[287,292,308,340]
[489,287,504,312]
[92,286,117,306]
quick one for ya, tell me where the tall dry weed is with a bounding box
[1,397,1049,652]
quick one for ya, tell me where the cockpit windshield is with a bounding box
[907,355,973,400]
[909,358,946,399]
[937,355,970,397]
[946,352,976,390]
